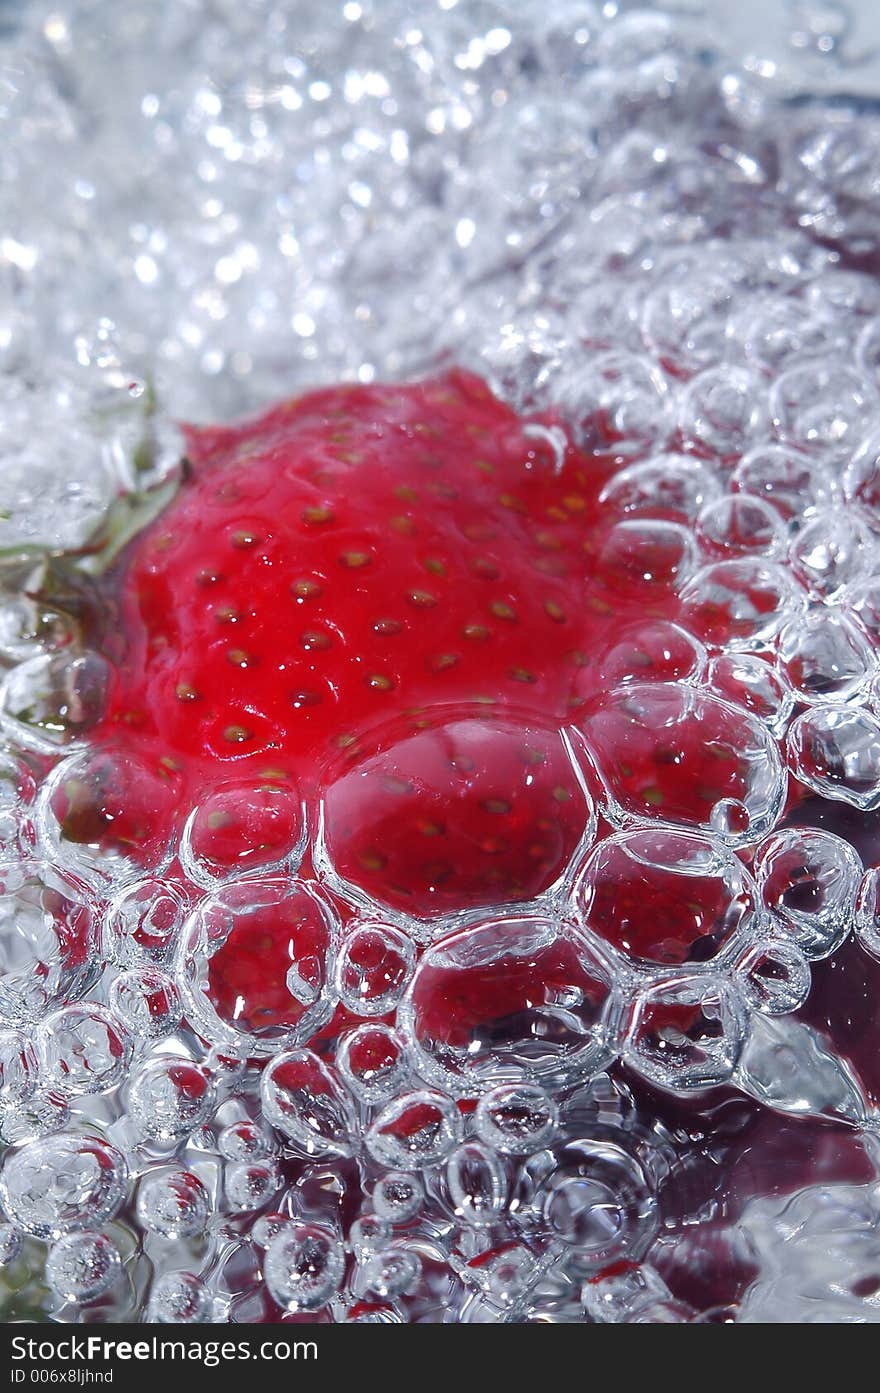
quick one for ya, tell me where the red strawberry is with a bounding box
[64,369,793,1048]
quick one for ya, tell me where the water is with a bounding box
[2,0,880,1322]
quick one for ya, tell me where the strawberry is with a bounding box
[85,369,694,912]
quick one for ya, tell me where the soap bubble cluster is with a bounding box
[3,0,880,1323]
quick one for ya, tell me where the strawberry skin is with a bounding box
[94,368,682,827]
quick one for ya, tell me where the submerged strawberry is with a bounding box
[56,369,801,1058]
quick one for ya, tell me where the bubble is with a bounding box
[582,1261,672,1323]
[179,779,305,888]
[678,558,803,651]
[335,922,416,1017]
[128,1057,215,1142]
[178,877,338,1055]
[474,1084,558,1155]
[0,652,110,756]
[217,1119,273,1162]
[754,827,862,959]
[472,1244,539,1309]
[225,1160,279,1212]
[772,361,877,463]
[556,350,672,457]
[251,1213,291,1249]
[261,1049,356,1158]
[596,620,705,690]
[705,653,794,737]
[372,1171,424,1225]
[788,705,880,810]
[574,826,758,966]
[366,1091,463,1169]
[733,443,834,522]
[104,877,187,967]
[679,365,767,460]
[855,867,880,963]
[575,682,786,846]
[401,915,618,1093]
[777,611,873,706]
[0,1132,128,1239]
[362,1245,422,1299]
[0,1027,39,1108]
[624,974,746,1089]
[318,716,593,927]
[0,858,98,1025]
[0,1089,70,1145]
[36,1003,131,1095]
[263,1222,345,1312]
[597,518,696,593]
[446,1142,508,1226]
[599,454,721,521]
[788,511,873,602]
[36,746,180,888]
[45,1230,122,1303]
[641,270,739,375]
[350,1214,392,1260]
[736,941,812,1015]
[336,1024,410,1105]
[542,1139,658,1271]
[146,1271,209,1323]
[136,1168,211,1239]
[0,752,34,855]
[109,968,181,1041]
[695,494,785,559]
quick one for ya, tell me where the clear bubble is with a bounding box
[542,1138,658,1271]
[372,1171,424,1225]
[350,1213,393,1261]
[679,558,803,651]
[261,1049,356,1158]
[45,1230,122,1303]
[624,974,746,1089]
[146,1271,210,1323]
[104,878,188,968]
[474,1084,559,1155]
[0,1027,39,1109]
[599,454,721,521]
[366,1090,463,1169]
[136,1168,211,1239]
[754,828,862,960]
[362,1244,422,1299]
[36,1003,132,1096]
[225,1159,279,1212]
[575,682,786,846]
[679,365,767,460]
[336,1024,410,1105]
[401,915,618,1093]
[788,511,873,602]
[777,611,873,706]
[772,361,877,463]
[787,705,880,810]
[335,922,415,1017]
[179,780,305,889]
[217,1119,273,1162]
[0,858,99,1026]
[0,1132,128,1239]
[109,968,181,1041]
[128,1057,215,1142]
[736,941,812,1015]
[178,877,338,1056]
[446,1141,508,1226]
[36,746,180,889]
[263,1222,345,1313]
